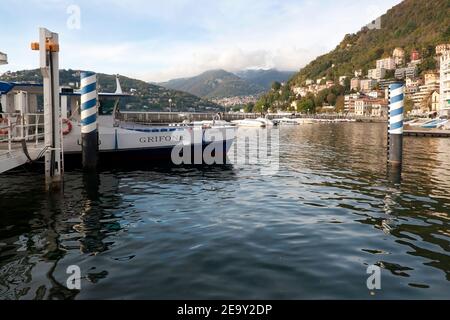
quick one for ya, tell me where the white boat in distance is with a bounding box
[273,117,299,126]
[256,117,275,127]
[231,119,267,128]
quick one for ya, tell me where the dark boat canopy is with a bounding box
[0,81,130,98]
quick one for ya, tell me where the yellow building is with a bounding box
[424,71,440,85]
[431,91,440,112]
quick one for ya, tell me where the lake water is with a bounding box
[0,123,449,299]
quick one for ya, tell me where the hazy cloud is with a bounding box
[0,0,402,82]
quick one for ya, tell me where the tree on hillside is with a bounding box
[335,96,345,113]
[280,87,291,101]
[419,57,437,75]
[343,77,351,93]
[244,102,255,113]
[327,93,337,106]
[330,84,345,96]
[297,99,315,113]
[404,96,414,114]
[272,81,281,91]
[287,0,449,90]
[315,89,329,107]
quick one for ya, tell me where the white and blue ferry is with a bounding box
[0,79,237,168]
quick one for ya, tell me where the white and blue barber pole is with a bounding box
[388,83,404,166]
[80,71,98,169]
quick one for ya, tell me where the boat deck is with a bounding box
[0,141,46,173]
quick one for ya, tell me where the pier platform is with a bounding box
[0,142,46,173]
[404,130,450,138]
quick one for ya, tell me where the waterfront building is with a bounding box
[393,47,405,66]
[395,65,418,80]
[360,79,377,92]
[211,95,259,107]
[354,99,372,116]
[431,91,440,112]
[368,68,386,80]
[405,80,421,96]
[406,77,423,87]
[316,77,325,85]
[368,90,384,99]
[436,44,450,56]
[371,101,389,117]
[292,86,308,97]
[355,98,388,116]
[376,57,396,70]
[411,81,440,109]
[344,93,363,114]
[425,71,440,84]
[411,49,420,62]
[378,79,400,91]
[440,52,450,116]
[350,78,361,91]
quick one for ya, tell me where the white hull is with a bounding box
[256,117,275,127]
[274,118,299,125]
[63,116,237,156]
[231,119,266,128]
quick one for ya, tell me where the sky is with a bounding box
[0,0,402,82]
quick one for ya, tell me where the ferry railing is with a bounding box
[0,116,12,152]
[0,113,45,152]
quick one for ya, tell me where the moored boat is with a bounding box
[273,117,299,126]
[0,79,237,167]
[420,118,449,129]
[231,119,266,128]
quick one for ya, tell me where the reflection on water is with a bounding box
[0,123,449,299]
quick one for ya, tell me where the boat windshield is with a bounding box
[99,98,118,116]
[98,94,132,116]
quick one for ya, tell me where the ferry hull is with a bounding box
[63,140,235,169]
[62,120,237,168]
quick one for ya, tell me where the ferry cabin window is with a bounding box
[99,98,117,115]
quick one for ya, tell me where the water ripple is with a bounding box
[0,123,449,299]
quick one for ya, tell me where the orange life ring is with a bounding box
[62,119,72,135]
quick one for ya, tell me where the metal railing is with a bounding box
[0,113,45,153]
[118,111,387,124]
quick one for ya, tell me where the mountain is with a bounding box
[159,69,265,99]
[290,0,449,86]
[0,69,222,112]
[235,69,295,90]
[254,0,450,112]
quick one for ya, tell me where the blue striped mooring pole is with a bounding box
[388,83,404,166]
[80,71,98,170]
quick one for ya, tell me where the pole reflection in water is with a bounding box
[74,173,106,254]
[43,190,79,300]
[387,166,402,185]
